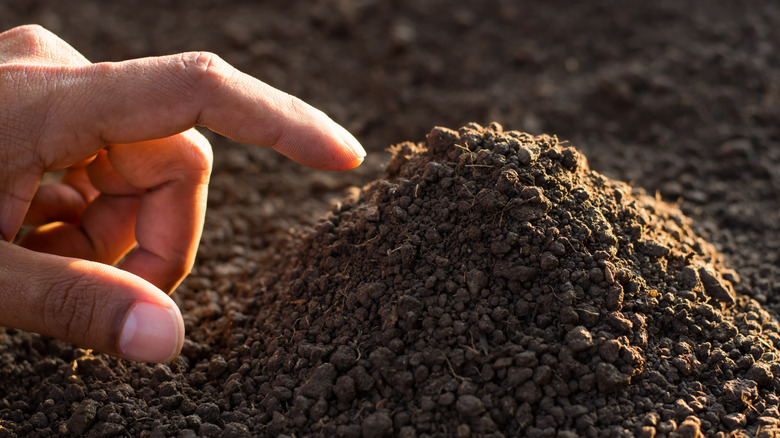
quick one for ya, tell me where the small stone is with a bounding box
[517,145,540,164]
[365,204,381,221]
[396,295,424,321]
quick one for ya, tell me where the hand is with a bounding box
[0,25,365,362]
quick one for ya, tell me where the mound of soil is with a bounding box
[239,123,780,438]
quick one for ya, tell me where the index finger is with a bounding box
[40,52,366,172]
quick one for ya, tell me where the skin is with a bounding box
[0,25,365,362]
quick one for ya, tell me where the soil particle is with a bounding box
[565,326,594,352]
[361,411,393,438]
[722,379,759,407]
[299,363,337,399]
[455,395,485,418]
[194,402,220,425]
[64,400,97,435]
[699,267,737,306]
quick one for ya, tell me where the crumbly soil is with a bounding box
[1,1,780,438]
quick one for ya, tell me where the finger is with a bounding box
[24,167,99,226]
[20,159,138,262]
[86,150,141,196]
[20,130,212,293]
[18,193,139,264]
[111,129,213,292]
[0,241,184,362]
[24,183,86,226]
[39,52,365,172]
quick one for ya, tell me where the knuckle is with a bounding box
[179,51,222,69]
[4,24,47,40]
[176,51,231,90]
[41,278,98,343]
[1,25,53,52]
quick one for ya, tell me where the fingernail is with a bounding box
[119,302,181,362]
[335,124,366,161]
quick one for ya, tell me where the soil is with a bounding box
[1,1,780,438]
[239,123,780,437]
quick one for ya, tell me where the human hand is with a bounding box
[0,25,365,362]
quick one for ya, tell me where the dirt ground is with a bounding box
[1,1,779,437]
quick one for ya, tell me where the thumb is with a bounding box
[0,241,184,362]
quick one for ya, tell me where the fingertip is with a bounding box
[306,120,367,171]
[274,123,367,171]
[336,154,365,171]
[333,123,366,163]
[348,154,366,169]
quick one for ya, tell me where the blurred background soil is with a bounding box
[0,0,779,436]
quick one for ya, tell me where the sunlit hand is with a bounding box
[0,25,365,362]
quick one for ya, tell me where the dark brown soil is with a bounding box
[1,1,780,437]
[240,123,780,437]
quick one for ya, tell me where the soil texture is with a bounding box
[0,1,779,438]
[238,123,780,437]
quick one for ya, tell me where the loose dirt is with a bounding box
[238,123,780,437]
[1,1,780,437]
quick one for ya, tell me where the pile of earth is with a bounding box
[241,123,780,437]
[1,123,780,438]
